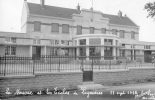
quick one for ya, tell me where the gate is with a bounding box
[81,58,93,82]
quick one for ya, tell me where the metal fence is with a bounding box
[0,55,154,76]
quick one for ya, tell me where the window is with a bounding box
[79,39,86,45]
[62,24,69,33]
[33,39,40,45]
[101,28,106,34]
[131,45,135,49]
[89,38,101,45]
[5,37,16,43]
[116,40,118,46]
[89,46,101,59]
[77,25,82,35]
[5,46,16,55]
[104,47,113,59]
[11,37,16,43]
[112,29,117,35]
[104,39,113,45]
[50,39,55,45]
[61,40,69,46]
[122,44,125,47]
[119,30,125,38]
[34,21,41,32]
[145,45,150,49]
[51,23,59,32]
[55,40,59,45]
[79,39,86,57]
[120,50,125,57]
[90,27,94,34]
[131,31,135,39]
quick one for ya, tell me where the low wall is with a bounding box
[0,72,83,98]
[1,68,155,98]
[94,68,155,84]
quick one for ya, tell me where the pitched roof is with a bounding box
[102,14,138,27]
[27,3,138,27]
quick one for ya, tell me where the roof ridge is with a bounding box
[27,2,77,11]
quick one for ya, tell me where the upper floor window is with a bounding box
[104,39,113,45]
[51,23,59,32]
[79,39,86,45]
[33,39,40,45]
[112,29,117,35]
[34,21,41,32]
[101,28,106,34]
[90,27,94,34]
[131,31,135,39]
[119,30,125,38]
[77,25,82,35]
[5,37,16,43]
[62,24,69,33]
[145,45,151,49]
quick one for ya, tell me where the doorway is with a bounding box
[32,46,41,60]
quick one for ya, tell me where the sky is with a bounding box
[0,0,155,42]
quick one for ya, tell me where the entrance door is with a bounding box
[82,62,93,82]
[32,46,41,60]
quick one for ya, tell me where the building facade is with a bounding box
[0,0,155,62]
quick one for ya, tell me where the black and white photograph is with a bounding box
[0,0,155,100]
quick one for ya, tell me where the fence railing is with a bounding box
[0,55,154,76]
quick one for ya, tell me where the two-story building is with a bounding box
[0,0,155,62]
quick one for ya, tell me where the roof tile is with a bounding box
[27,3,138,27]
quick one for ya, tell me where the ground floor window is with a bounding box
[5,46,16,55]
[120,50,125,57]
[104,47,112,59]
[89,46,101,59]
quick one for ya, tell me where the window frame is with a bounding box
[101,28,106,34]
[90,27,95,34]
[131,31,135,39]
[34,21,41,32]
[51,23,59,32]
[119,30,125,38]
[77,25,82,35]
[5,46,16,56]
[112,29,117,35]
[62,24,69,33]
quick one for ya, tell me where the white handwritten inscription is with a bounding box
[4,87,155,99]
[80,87,103,98]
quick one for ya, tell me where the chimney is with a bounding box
[40,0,45,8]
[118,10,122,17]
[77,3,80,12]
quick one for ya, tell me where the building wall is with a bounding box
[0,72,83,97]
[16,46,30,57]
[94,68,155,84]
